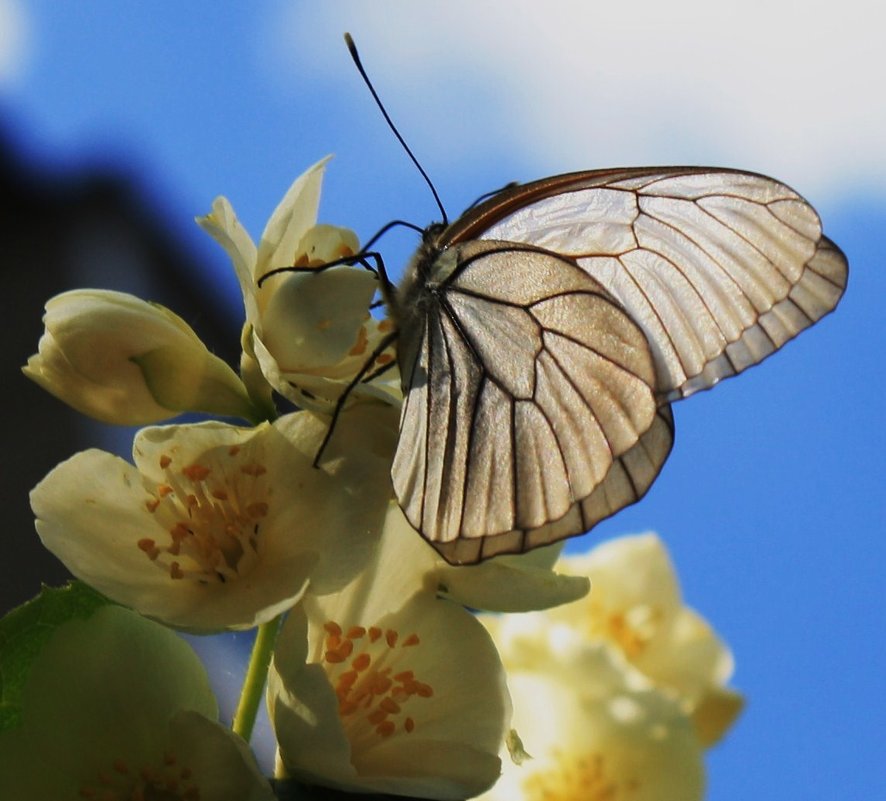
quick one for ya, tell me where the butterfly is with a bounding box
[375,167,847,564]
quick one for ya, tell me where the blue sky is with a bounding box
[2,2,883,798]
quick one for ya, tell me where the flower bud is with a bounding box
[24,289,253,424]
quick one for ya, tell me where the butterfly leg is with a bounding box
[311,328,399,468]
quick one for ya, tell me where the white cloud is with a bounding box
[271,0,883,201]
[0,0,30,88]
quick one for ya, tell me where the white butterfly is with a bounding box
[377,167,847,564]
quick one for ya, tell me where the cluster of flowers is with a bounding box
[2,159,742,800]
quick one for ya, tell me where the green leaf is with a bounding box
[0,582,111,731]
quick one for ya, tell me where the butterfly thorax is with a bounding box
[392,225,453,329]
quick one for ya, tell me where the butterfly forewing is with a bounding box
[392,240,659,561]
[455,168,847,401]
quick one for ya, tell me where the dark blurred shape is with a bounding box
[0,123,240,615]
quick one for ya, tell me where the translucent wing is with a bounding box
[445,168,848,400]
[393,240,661,563]
[434,404,674,564]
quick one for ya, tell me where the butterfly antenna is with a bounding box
[345,33,448,226]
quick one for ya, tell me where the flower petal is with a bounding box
[0,606,274,801]
[31,407,396,630]
[256,156,330,274]
[478,638,705,801]
[260,265,377,371]
[371,505,590,614]
[271,588,510,799]
[488,532,744,765]
[167,710,277,801]
[197,195,260,324]
[691,685,745,747]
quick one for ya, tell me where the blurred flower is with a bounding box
[268,503,512,799]
[198,158,399,414]
[477,623,705,801]
[475,533,745,799]
[30,405,396,630]
[23,289,254,425]
[0,605,275,801]
[549,533,743,744]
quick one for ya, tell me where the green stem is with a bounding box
[232,615,282,740]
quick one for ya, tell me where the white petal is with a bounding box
[257,156,331,273]
[197,196,260,325]
[272,589,510,799]
[31,409,395,630]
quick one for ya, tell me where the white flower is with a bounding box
[548,533,744,744]
[379,503,591,613]
[30,405,396,630]
[268,504,512,799]
[198,158,399,414]
[0,605,275,801]
[23,289,254,425]
[478,625,705,801]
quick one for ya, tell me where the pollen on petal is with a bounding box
[159,454,172,469]
[138,539,160,560]
[170,522,190,542]
[326,639,354,664]
[322,616,437,747]
[348,327,369,357]
[380,697,400,714]
[338,699,359,716]
[240,462,267,477]
[246,502,269,518]
[352,653,371,672]
[338,669,359,690]
[182,464,211,482]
